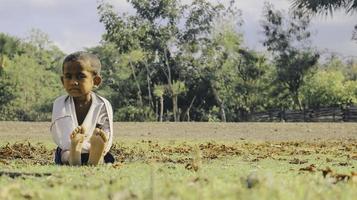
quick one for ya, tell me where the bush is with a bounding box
[301,69,357,108]
[114,106,156,122]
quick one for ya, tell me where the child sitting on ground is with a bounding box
[50,51,114,166]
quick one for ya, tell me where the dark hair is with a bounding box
[62,51,101,75]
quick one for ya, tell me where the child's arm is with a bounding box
[50,96,73,151]
[50,117,73,151]
[97,104,113,153]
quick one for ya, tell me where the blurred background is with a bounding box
[0,0,356,122]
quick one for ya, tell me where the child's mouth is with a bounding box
[69,88,80,92]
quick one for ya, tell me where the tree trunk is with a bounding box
[129,59,143,107]
[144,61,154,109]
[210,80,226,122]
[163,48,176,121]
[293,91,302,111]
[0,54,4,69]
[184,96,196,122]
[155,99,159,121]
[160,96,164,122]
[172,95,178,122]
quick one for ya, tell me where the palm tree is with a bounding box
[291,0,357,40]
[291,0,357,15]
[153,84,165,122]
[170,80,187,122]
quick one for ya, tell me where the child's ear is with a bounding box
[94,75,102,87]
[60,76,64,85]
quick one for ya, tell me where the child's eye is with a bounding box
[78,74,87,79]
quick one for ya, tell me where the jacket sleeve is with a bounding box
[50,96,73,150]
[101,99,114,153]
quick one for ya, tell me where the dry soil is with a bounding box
[0,122,356,142]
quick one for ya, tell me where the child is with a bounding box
[50,51,114,166]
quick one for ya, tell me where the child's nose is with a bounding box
[71,80,79,86]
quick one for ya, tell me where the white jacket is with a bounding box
[50,93,113,153]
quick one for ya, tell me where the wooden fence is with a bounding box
[250,106,357,122]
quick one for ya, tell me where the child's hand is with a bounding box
[95,123,103,129]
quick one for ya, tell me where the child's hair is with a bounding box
[62,51,101,75]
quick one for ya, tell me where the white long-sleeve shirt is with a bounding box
[50,93,113,153]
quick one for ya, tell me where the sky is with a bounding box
[0,0,356,59]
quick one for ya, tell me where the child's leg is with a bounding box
[61,150,70,164]
[88,128,108,166]
[69,126,85,166]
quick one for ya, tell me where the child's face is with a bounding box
[61,60,101,98]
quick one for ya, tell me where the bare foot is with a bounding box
[88,128,108,166]
[69,126,85,166]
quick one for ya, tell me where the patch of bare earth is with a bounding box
[1,139,356,166]
[0,122,357,141]
[0,122,356,169]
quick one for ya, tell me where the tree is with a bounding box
[291,0,357,40]
[177,0,245,121]
[0,30,64,121]
[170,80,186,121]
[153,84,165,122]
[301,68,357,108]
[262,3,319,110]
[121,49,147,107]
[0,70,18,120]
[88,42,132,106]
[291,0,357,14]
[98,0,240,121]
[0,54,63,120]
[98,0,183,121]
[24,28,64,72]
[89,42,156,121]
[0,33,23,68]
[198,27,269,121]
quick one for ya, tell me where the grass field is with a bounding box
[0,122,357,199]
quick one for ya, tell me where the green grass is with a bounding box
[1,139,357,200]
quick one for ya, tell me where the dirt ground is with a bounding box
[0,121,356,142]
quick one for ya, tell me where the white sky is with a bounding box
[0,0,356,58]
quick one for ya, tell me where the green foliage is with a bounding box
[0,70,18,120]
[262,3,319,109]
[1,1,356,122]
[97,0,242,121]
[205,106,221,122]
[0,30,64,121]
[171,80,186,96]
[0,33,23,58]
[114,105,156,121]
[291,0,357,41]
[89,42,139,109]
[98,0,184,120]
[23,29,65,72]
[2,54,63,120]
[153,84,166,98]
[291,0,357,15]
[322,57,357,81]
[195,25,270,121]
[301,69,357,108]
